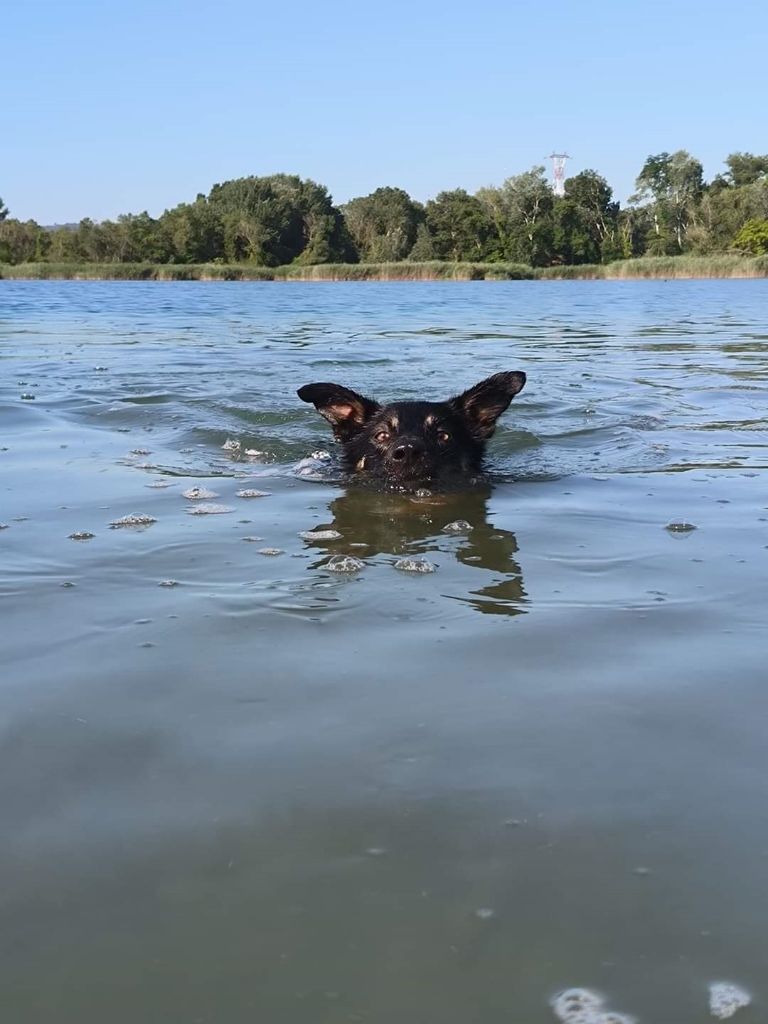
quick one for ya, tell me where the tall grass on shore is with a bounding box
[2,255,767,282]
[602,254,768,278]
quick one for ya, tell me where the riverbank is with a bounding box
[2,254,766,281]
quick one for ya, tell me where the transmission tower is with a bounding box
[549,152,570,197]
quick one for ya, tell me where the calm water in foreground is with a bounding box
[1,281,767,1023]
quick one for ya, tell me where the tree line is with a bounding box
[2,151,768,267]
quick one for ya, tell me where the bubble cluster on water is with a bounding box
[258,548,284,556]
[394,557,437,573]
[237,489,271,498]
[186,503,234,515]
[325,555,365,573]
[442,520,474,534]
[709,982,751,1019]
[69,531,95,541]
[299,529,342,540]
[665,521,698,533]
[183,487,219,500]
[109,513,157,528]
[158,579,178,588]
[551,988,634,1024]
[295,451,337,480]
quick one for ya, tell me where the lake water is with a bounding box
[1,280,767,1023]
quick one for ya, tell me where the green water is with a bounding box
[1,281,766,1022]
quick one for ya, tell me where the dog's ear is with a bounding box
[297,382,381,440]
[449,371,526,440]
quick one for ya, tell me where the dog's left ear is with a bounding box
[297,382,381,441]
[450,371,526,440]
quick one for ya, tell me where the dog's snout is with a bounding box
[391,439,424,464]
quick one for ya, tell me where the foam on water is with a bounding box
[186,504,234,515]
[709,982,751,1019]
[109,514,157,528]
[294,451,339,481]
[394,557,437,573]
[665,521,698,534]
[442,519,474,534]
[551,988,635,1024]
[325,555,365,573]
[182,487,219,500]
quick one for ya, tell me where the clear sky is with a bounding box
[3,0,766,224]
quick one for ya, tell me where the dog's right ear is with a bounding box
[297,383,381,441]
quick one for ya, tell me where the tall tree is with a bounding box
[0,197,8,222]
[724,153,768,188]
[343,187,424,262]
[477,167,554,265]
[425,190,491,262]
[407,222,437,261]
[0,219,49,263]
[159,197,224,263]
[732,218,768,254]
[632,150,704,251]
[208,174,353,265]
[551,170,620,263]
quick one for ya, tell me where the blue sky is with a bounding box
[3,0,766,224]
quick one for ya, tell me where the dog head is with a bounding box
[297,371,526,485]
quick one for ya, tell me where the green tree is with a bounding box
[733,218,768,254]
[616,206,652,258]
[114,212,171,262]
[632,150,704,252]
[477,167,554,265]
[425,189,492,262]
[46,224,82,261]
[724,153,768,188]
[208,174,353,265]
[343,187,424,262]
[0,219,50,263]
[159,197,224,263]
[697,178,768,251]
[550,170,620,264]
[0,197,8,221]
[407,222,436,261]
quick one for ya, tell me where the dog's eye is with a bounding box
[437,430,451,443]
[374,430,390,444]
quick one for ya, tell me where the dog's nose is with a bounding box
[391,440,424,463]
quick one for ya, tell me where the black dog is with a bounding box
[297,370,526,485]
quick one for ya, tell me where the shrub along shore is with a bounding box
[1,255,767,282]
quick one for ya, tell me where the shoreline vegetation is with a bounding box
[3,153,768,276]
[2,255,767,282]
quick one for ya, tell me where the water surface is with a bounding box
[2,281,767,1023]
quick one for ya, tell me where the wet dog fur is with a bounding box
[297,370,526,487]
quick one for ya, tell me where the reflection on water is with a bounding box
[2,280,768,1024]
[304,485,527,617]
